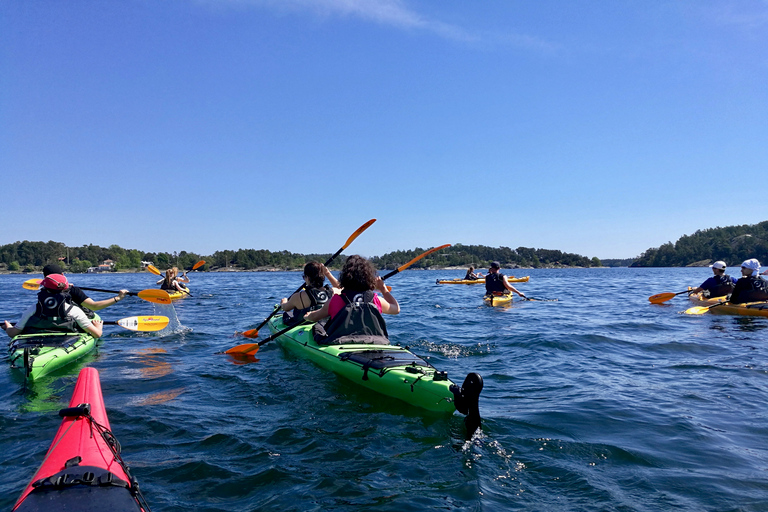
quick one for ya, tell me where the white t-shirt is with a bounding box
[14,302,94,332]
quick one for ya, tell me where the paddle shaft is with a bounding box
[79,287,140,296]
[381,244,451,281]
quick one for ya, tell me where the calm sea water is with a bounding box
[1,268,767,511]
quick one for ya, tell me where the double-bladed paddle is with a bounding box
[2,315,170,333]
[237,219,377,340]
[22,279,173,305]
[649,290,690,304]
[225,243,451,356]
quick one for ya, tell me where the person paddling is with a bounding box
[730,259,768,304]
[484,261,526,300]
[3,274,103,338]
[158,267,187,293]
[281,262,340,327]
[305,255,399,345]
[464,266,485,280]
[43,264,128,311]
[689,261,736,298]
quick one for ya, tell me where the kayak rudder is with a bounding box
[450,372,483,435]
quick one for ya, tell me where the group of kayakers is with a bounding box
[1,262,193,340]
[2,255,527,345]
[6,256,768,345]
[690,258,768,304]
[276,256,535,348]
[1,264,128,339]
[280,255,400,345]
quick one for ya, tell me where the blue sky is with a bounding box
[1,1,766,260]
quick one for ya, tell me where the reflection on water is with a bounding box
[733,317,768,332]
[135,347,173,379]
[133,387,185,406]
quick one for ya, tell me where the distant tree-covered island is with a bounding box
[0,241,600,273]
[630,221,768,267]
[2,220,765,273]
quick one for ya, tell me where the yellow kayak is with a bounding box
[437,276,529,285]
[688,291,768,317]
[166,288,190,300]
[483,293,513,307]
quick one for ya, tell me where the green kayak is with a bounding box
[7,314,101,382]
[266,315,482,430]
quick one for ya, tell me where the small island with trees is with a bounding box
[1,220,765,273]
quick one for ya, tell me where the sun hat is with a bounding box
[709,261,727,270]
[740,259,761,276]
[43,264,64,276]
[41,273,69,290]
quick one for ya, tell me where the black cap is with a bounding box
[490,261,501,269]
[43,264,64,276]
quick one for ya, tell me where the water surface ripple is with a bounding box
[1,268,767,511]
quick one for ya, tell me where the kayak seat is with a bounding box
[16,466,142,512]
[339,350,431,381]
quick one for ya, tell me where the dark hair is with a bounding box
[43,264,64,276]
[303,261,325,288]
[339,255,377,293]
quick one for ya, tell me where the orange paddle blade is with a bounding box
[342,219,376,250]
[191,260,205,270]
[146,264,162,276]
[396,244,451,273]
[649,292,677,304]
[240,329,259,338]
[137,289,173,305]
[224,343,260,356]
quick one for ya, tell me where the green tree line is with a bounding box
[0,241,206,273]
[631,221,768,267]
[0,240,599,272]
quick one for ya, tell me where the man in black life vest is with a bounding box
[730,258,768,304]
[484,261,526,299]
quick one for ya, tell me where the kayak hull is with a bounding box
[437,276,529,285]
[689,292,768,317]
[167,288,189,300]
[267,316,461,414]
[484,293,513,306]
[8,315,101,382]
[12,367,145,511]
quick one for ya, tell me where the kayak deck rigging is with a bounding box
[266,314,482,433]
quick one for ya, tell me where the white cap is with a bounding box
[741,258,761,276]
[710,261,727,270]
